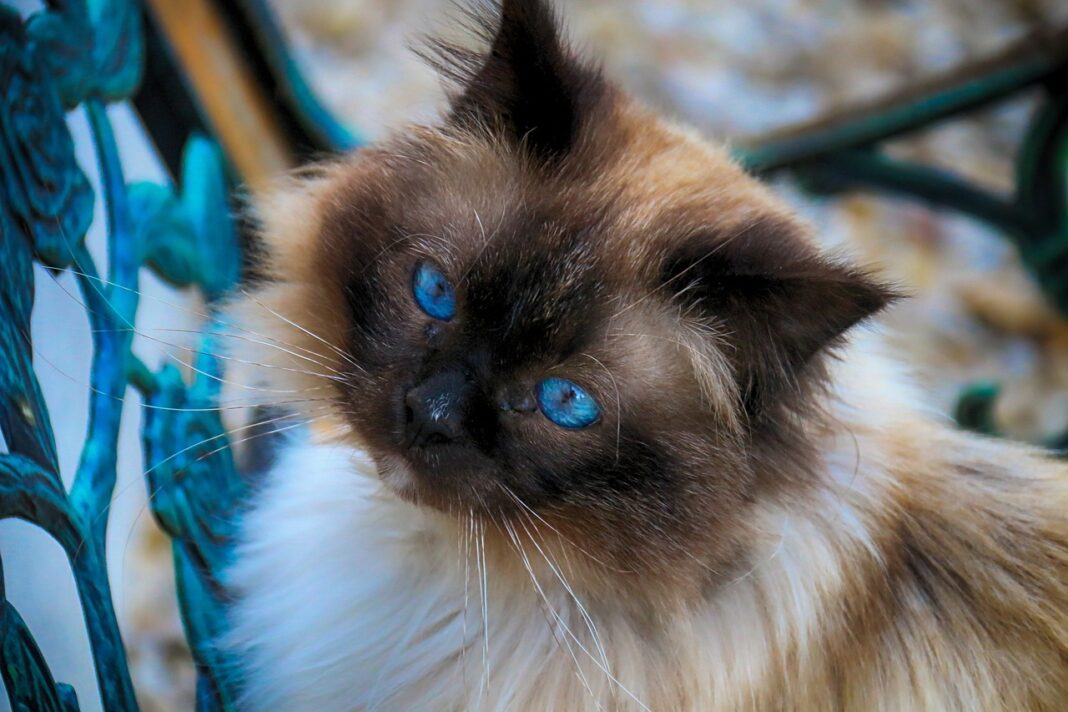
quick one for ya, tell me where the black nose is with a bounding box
[404,367,471,447]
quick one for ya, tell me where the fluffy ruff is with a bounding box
[225,334,1068,711]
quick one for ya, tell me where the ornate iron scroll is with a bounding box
[0,1,245,709]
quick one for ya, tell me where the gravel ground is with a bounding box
[127,1,1068,707]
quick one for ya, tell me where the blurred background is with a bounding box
[3,0,1067,710]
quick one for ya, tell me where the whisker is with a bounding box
[363,229,450,274]
[101,325,343,376]
[117,414,327,616]
[30,338,335,413]
[476,516,490,706]
[458,209,494,287]
[461,509,473,694]
[500,519,601,708]
[512,511,651,710]
[192,417,312,467]
[76,409,329,561]
[239,288,367,375]
[721,519,790,591]
[509,507,610,671]
[496,485,630,574]
[137,336,348,391]
[503,489,649,710]
[46,268,349,386]
[152,409,313,479]
[59,267,345,371]
[604,235,735,328]
[152,340,348,387]
[513,509,650,710]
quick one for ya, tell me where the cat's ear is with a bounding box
[427,0,605,158]
[662,217,897,415]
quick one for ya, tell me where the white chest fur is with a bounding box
[225,438,887,711]
[229,441,658,710]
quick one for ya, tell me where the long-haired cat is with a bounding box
[222,1,1068,709]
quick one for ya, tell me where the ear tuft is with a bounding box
[421,0,605,159]
[662,216,898,415]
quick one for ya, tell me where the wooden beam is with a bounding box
[144,0,295,190]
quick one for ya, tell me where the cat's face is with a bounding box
[242,0,891,583]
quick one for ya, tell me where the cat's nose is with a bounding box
[404,368,470,447]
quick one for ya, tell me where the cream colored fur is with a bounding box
[226,328,1068,710]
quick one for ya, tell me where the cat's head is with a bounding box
[236,0,893,590]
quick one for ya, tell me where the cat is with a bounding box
[221,1,1068,709]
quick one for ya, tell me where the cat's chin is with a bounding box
[367,448,510,517]
[369,451,470,513]
[370,453,422,502]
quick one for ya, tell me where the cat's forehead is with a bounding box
[386,97,804,264]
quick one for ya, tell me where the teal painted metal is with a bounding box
[232,0,363,152]
[0,1,245,709]
[135,138,247,710]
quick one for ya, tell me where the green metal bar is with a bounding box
[738,26,1068,174]
[1015,82,1068,232]
[226,0,362,152]
[794,148,1038,238]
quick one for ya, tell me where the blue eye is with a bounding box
[536,377,600,429]
[412,261,456,320]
